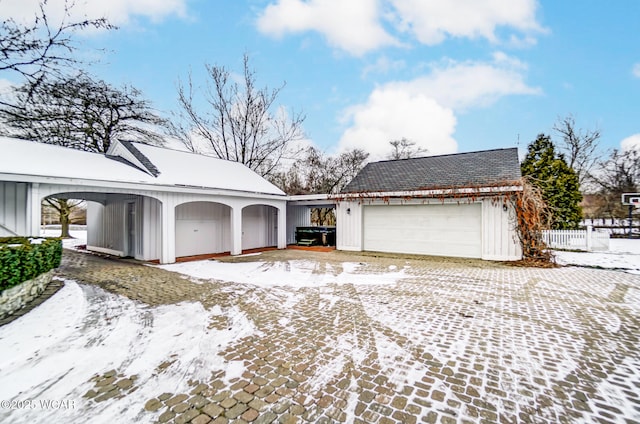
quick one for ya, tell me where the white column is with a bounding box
[277,204,287,249]
[160,199,176,264]
[29,183,41,236]
[586,225,593,251]
[231,206,243,255]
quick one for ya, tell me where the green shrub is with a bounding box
[0,237,62,292]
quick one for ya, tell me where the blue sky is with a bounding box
[2,0,639,159]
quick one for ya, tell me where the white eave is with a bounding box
[331,185,523,201]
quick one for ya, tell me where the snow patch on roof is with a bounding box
[0,137,285,196]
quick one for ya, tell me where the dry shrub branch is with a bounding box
[511,178,554,264]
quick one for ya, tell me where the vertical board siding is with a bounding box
[0,181,28,236]
[286,205,311,245]
[142,197,161,261]
[481,200,522,261]
[86,201,104,247]
[86,200,127,255]
[242,205,278,250]
[336,201,362,251]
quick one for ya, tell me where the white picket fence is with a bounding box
[542,226,610,251]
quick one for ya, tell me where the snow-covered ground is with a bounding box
[1,248,639,423]
[0,280,257,424]
[158,258,407,288]
[40,227,87,249]
[553,238,640,274]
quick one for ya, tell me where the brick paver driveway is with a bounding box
[4,249,640,423]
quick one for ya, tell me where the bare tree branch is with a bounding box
[0,0,114,97]
[0,72,167,152]
[171,54,306,177]
[553,115,601,187]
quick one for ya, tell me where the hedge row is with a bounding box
[0,237,62,292]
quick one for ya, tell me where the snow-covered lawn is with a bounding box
[40,227,87,250]
[553,238,640,274]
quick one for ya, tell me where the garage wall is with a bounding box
[286,205,311,245]
[481,200,522,260]
[0,181,28,236]
[242,205,277,250]
[87,200,127,256]
[142,197,161,261]
[336,201,362,251]
[175,201,231,257]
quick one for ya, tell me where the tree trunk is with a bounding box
[58,199,72,238]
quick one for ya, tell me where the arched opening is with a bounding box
[242,204,278,251]
[46,192,162,260]
[175,201,231,258]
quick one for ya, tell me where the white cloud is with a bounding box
[257,0,543,55]
[338,54,538,159]
[389,0,543,45]
[621,134,640,152]
[633,63,640,78]
[0,0,188,27]
[256,0,399,56]
[338,88,457,158]
[386,53,540,110]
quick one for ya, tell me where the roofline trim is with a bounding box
[332,183,523,201]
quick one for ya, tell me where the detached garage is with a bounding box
[335,148,523,261]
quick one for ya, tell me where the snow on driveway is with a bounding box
[0,280,257,424]
[1,250,639,423]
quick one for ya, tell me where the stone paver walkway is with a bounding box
[10,249,640,423]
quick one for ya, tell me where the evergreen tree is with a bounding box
[521,134,583,229]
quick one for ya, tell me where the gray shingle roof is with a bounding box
[341,148,521,193]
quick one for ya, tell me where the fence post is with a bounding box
[586,225,592,251]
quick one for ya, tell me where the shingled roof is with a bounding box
[341,148,521,194]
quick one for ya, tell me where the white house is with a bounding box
[0,137,288,264]
[333,148,523,261]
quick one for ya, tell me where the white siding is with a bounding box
[286,205,311,245]
[0,181,28,236]
[142,197,161,261]
[481,200,522,261]
[363,203,482,258]
[242,205,278,250]
[86,200,127,256]
[175,201,231,257]
[336,201,362,251]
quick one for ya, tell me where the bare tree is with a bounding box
[591,148,640,219]
[0,0,113,97]
[0,73,166,237]
[172,54,306,177]
[553,115,601,187]
[273,146,369,195]
[43,198,84,239]
[0,72,167,152]
[388,137,427,160]
[271,146,369,225]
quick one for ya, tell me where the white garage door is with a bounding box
[363,203,482,258]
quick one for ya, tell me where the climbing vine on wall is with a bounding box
[509,179,553,263]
